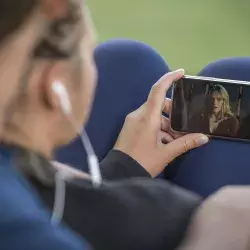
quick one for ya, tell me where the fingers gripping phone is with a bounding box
[170,75,250,141]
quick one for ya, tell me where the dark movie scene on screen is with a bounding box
[173,79,250,139]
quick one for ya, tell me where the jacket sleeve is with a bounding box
[60,178,201,250]
[100,149,151,180]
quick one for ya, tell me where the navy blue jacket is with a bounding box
[0,145,90,250]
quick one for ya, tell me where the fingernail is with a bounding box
[175,69,185,75]
[195,135,209,146]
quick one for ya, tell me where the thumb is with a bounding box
[164,133,209,163]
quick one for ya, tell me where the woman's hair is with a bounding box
[0,1,38,45]
[206,84,233,117]
[0,1,83,186]
[0,1,81,58]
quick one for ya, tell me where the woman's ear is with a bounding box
[44,79,62,111]
[36,61,69,112]
[51,81,72,115]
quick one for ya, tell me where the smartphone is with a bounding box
[170,75,250,141]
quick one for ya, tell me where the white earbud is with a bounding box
[52,81,72,115]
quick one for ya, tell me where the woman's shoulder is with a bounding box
[225,114,237,120]
[224,115,239,125]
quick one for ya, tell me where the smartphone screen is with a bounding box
[170,76,250,141]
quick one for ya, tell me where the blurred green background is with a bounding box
[89,0,250,74]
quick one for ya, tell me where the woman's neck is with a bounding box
[210,112,222,121]
[1,119,54,159]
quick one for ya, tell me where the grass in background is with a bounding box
[88,0,250,74]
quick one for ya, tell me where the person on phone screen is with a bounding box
[190,84,239,137]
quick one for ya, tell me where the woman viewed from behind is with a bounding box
[2,1,248,250]
[0,1,212,250]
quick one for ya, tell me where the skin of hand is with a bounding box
[114,69,209,177]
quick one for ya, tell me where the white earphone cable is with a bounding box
[51,171,66,226]
[51,81,102,225]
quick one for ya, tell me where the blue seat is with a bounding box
[55,39,170,171]
[166,57,250,197]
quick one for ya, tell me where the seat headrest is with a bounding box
[199,57,250,81]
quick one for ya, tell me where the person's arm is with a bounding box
[66,178,201,250]
[101,70,208,180]
[36,177,201,250]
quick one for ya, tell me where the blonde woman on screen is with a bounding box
[191,84,239,137]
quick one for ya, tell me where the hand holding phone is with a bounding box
[170,75,250,141]
[115,70,209,177]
